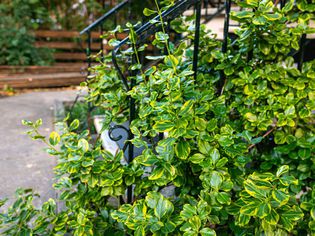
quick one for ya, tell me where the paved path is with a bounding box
[0,89,79,207]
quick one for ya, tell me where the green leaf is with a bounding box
[146,55,165,60]
[189,153,206,164]
[257,203,271,218]
[77,211,86,225]
[279,176,298,186]
[181,204,196,220]
[276,165,289,177]
[146,192,159,208]
[178,100,194,117]
[143,8,156,16]
[252,16,267,25]
[216,157,228,168]
[101,186,113,196]
[299,108,310,118]
[245,112,257,122]
[264,13,281,21]
[311,207,315,220]
[22,120,33,126]
[272,190,289,206]
[153,121,175,132]
[189,215,201,231]
[207,119,217,132]
[163,221,176,234]
[69,119,79,130]
[175,141,191,160]
[179,70,194,77]
[244,180,269,199]
[217,135,234,147]
[232,11,255,19]
[282,206,304,221]
[251,137,263,145]
[108,38,120,47]
[274,131,286,144]
[240,202,258,216]
[200,228,216,236]
[280,216,294,231]
[298,148,311,160]
[154,196,174,219]
[198,140,212,154]
[49,131,60,146]
[82,159,94,167]
[135,225,145,236]
[282,0,294,12]
[210,171,222,189]
[165,55,179,68]
[246,0,259,7]
[265,209,279,225]
[78,139,89,152]
[285,105,295,116]
[238,213,251,226]
[216,192,231,205]
[0,198,7,207]
[156,32,169,42]
[148,167,164,180]
[210,148,220,164]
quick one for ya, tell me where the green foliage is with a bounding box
[1,0,315,235]
[0,189,56,235]
[65,102,105,133]
[0,0,54,65]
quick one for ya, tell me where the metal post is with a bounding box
[219,0,231,92]
[86,31,92,77]
[127,53,136,204]
[86,31,93,131]
[222,0,231,53]
[298,34,306,70]
[100,0,106,60]
[193,0,201,81]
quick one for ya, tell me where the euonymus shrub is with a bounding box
[1,0,315,235]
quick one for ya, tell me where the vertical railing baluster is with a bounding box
[86,31,93,131]
[127,52,136,204]
[100,0,106,60]
[222,0,231,53]
[219,0,231,93]
[87,31,92,76]
[205,0,208,19]
[193,0,202,81]
[298,34,306,70]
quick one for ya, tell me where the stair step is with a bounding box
[0,63,87,75]
[184,6,240,17]
[0,72,86,89]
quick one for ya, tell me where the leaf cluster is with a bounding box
[1,0,315,235]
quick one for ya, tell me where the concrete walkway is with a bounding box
[0,89,79,207]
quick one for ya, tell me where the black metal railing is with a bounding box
[202,0,226,23]
[109,0,234,203]
[77,0,314,204]
[80,0,130,74]
[75,0,234,204]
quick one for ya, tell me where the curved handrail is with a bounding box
[112,0,200,91]
[80,0,130,35]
